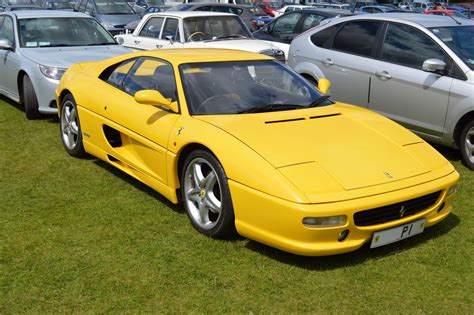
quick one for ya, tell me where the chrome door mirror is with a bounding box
[422,59,446,74]
[165,35,174,45]
[0,38,13,50]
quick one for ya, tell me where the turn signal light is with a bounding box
[302,215,346,228]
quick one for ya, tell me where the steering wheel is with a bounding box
[187,31,206,42]
[197,94,246,114]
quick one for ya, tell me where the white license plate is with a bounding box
[370,218,427,249]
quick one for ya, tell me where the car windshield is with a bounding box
[183,16,251,42]
[95,0,135,14]
[430,26,474,70]
[46,0,72,9]
[180,60,331,115]
[18,18,117,48]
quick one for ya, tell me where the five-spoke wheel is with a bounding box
[460,120,474,170]
[181,150,235,237]
[60,94,85,157]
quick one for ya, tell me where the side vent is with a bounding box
[265,118,305,124]
[103,125,122,148]
[309,113,341,120]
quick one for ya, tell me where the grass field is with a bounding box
[1,97,473,313]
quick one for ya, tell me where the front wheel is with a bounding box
[60,94,86,158]
[181,150,236,238]
[22,75,41,120]
[460,120,474,170]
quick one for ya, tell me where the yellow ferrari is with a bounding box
[56,49,459,256]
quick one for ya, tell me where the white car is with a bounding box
[274,5,314,17]
[115,11,289,61]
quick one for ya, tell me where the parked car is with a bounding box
[273,4,313,18]
[56,48,459,256]
[424,9,470,19]
[166,3,255,31]
[41,0,74,10]
[289,13,474,169]
[412,1,434,13]
[255,0,279,17]
[248,5,272,30]
[74,0,140,35]
[359,5,408,13]
[132,0,163,17]
[312,3,351,11]
[0,10,131,118]
[445,5,471,18]
[0,0,40,11]
[253,8,352,44]
[115,12,288,61]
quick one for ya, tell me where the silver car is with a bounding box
[0,10,131,119]
[288,14,474,170]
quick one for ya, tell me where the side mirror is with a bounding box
[422,58,446,74]
[0,38,13,50]
[317,78,331,94]
[165,35,174,44]
[134,90,178,113]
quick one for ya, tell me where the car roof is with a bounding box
[331,12,474,27]
[121,48,273,64]
[6,9,91,18]
[146,11,235,18]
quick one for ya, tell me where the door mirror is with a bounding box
[317,78,331,94]
[0,38,13,50]
[165,35,174,44]
[422,58,446,74]
[134,90,178,113]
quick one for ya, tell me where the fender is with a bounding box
[292,61,325,83]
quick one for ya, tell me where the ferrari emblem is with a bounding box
[384,171,393,179]
[374,236,380,243]
[400,205,406,218]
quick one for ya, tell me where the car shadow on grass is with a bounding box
[244,213,460,270]
[0,95,59,122]
[92,159,185,214]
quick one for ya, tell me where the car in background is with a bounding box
[412,1,434,13]
[312,3,351,11]
[0,10,130,119]
[0,0,40,11]
[74,0,140,35]
[445,5,471,18]
[248,5,272,30]
[274,5,312,18]
[41,0,74,10]
[56,48,459,256]
[424,9,470,19]
[253,8,353,44]
[166,3,255,31]
[132,0,165,17]
[115,12,288,61]
[289,13,474,169]
[359,5,408,13]
[255,0,279,17]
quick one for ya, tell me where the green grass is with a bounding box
[1,97,473,313]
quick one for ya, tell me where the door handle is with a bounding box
[134,40,140,45]
[322,58,334,66]
[375,71,392,80]
[156,44,162,49]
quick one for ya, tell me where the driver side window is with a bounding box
[139,17,164,38]
[122,57,178,101]
[270,12,300,34]
[160,18,180,41]
[0,16,14,46]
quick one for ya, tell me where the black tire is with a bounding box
[302,74,317,86]
[59,94,86,158]
[180,149,236,238]
[22,75,41,120]
[460,120,474,170]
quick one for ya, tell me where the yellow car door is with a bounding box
[97,57,180,184]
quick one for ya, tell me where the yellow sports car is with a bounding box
[56,49,459,256]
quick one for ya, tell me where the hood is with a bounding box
[189,38,285,54]
[197,105,448,198]
[96,14,140,28]
[20,45,132,68]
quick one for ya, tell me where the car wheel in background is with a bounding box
[460,120,474,170]
[23,75,41,120]
[60,94,86,158]
[181,150,236,238]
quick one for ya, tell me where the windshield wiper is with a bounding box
[86,42,116,46]
[307,95,333,108]
[39,44,72,47]
[238,103,304,114]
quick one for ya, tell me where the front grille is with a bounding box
[354,191,441,226]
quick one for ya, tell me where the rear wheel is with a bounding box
[60,94,85,158]
[22,75,41,120]
[460,120,474,170]
[181,150,236,238]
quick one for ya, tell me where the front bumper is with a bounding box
[32,71,60,114]
[230,170,459,256]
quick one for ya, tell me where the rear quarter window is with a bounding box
[310,24,339,48]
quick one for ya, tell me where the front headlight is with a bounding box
[39,65,67,80]
[259,48,285,61]
[446,185,457,197]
